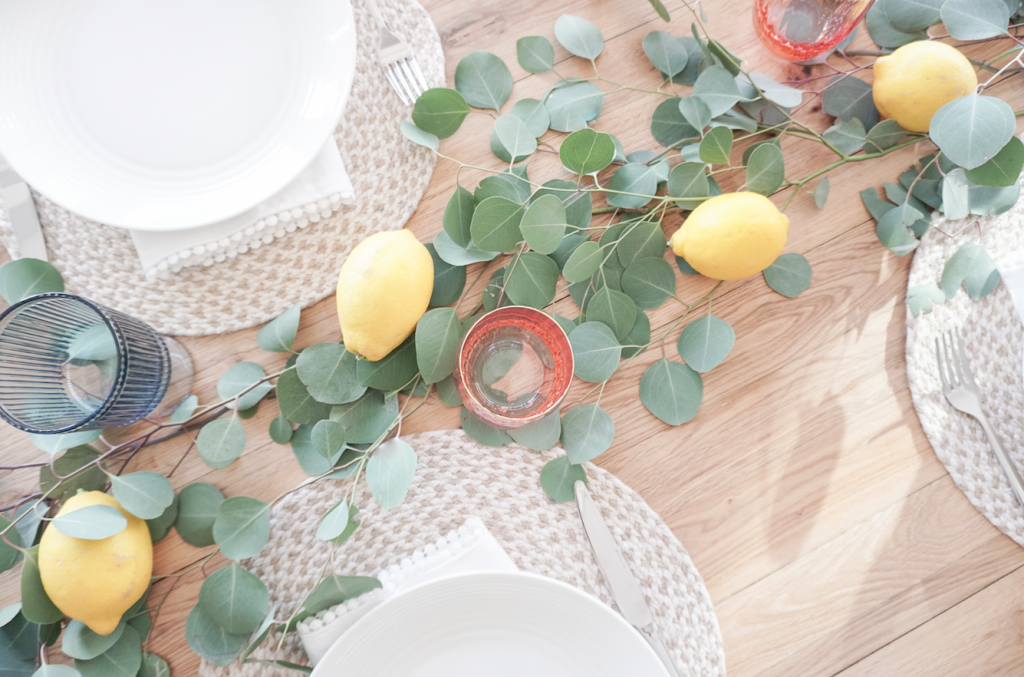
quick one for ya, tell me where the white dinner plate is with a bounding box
[0,0,356,231]
[311,571,671,677]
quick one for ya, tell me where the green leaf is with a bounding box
[562,241,603,283]
[304,576,382,616]
[39,446,106,504]
[32,666,80,677]
[866,1,928,46]
[651,97,699,147]
[860,186,897,221]
[427,244,467,308]
[436,374,462,407]
[678,96,711,132]
[710,110,758,133]
[667,162,710,209]
[586,288,636,342]
[51,504,126,540]
[941,0,1009,39]
[642,31,688,76]
[146,493,178,545]
[907,284,945,317]
[763,253,813,297]
[617,221,666,269]
[493,115,537,162]
[432,231,499,267]
[29,430,101,456]
[399,121,438,150]
[66,325,116,362]
[74,624,141,677]
[640,359,703,425]
[879,0,943,32]
[415,308,463,384]
[742,72,803,107]
[560,129,615,177]
[0,259,64,305]
[864,119,910,153]
[545,81,604,132]
[698,127,733,165]
[184,606,247,667]
[941,169,971,220]
[475,176,525,205]
[813,177,831,210]
[174,482,224,547]
[505,253,559,309]
[356,335,418,390]
[822,76,878,129]
[621,310,651,359]
[677,315,734,372]
[277,367,331,425]
[569,322,621,383]
[540,456,586,503]
[289,425,331,476]
[745,143,785,195]
[412,88,471,139]
[647,0,670,20]
[455,51,513,111]
[707,38,742,75]
[213,496,271,561]
[517,36,555,73]
[217,362,271,412]
[967,176,1021,216]
[940,242,1001,301]
[964,136,1024,187]
[138,653,170,677]
[315,500,351,541]
[330,390,399,444]
[21,547,62,624]
[520,196,568,255]
[366,438,417,510]
[554,15,604,59]
[607,164,660,209]
[930,94,1015,170]
[196,417,246,469]
[198,562,268,635]
[442,186,475,248]
[507,411,561,451]
[692,66,742,117]
[257,303,301,353]
[823,118,866,154]
[0,604,20,628]
[509,98,550,138]
[294,342,365,405]
[621,257,675,310]
[561,405,615,463]
[875,205,921,256]
[267,412,293,445]
[169,395,198,425]
[460,407,513,447]
[109,472,173,520]
[311,419,346,461]
[470,196,525,253]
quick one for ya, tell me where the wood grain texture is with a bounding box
[3,0,1024,675]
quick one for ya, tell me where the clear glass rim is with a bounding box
[0,292,129,434]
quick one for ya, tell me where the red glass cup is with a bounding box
[754,0,874,61]
[453,306,573,430]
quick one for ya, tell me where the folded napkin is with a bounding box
[129,138,355,280]
[297,517,518,665]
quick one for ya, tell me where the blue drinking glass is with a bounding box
[0,292,184,433]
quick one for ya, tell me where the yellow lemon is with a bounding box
[669,192,789,280]
[39,491,152,636]
[872,41,977,133]
[337,229,433,361]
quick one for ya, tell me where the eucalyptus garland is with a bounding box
[2,0,1024,674]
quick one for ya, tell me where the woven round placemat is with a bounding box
[198,430,726,677]
[905,187,1024,547]
[0,0,443,337]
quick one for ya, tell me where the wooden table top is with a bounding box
[4,0,1024,674]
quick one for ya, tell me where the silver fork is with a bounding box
[365,0,428,105]
[936,329,1024,509]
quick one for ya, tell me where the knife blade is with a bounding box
[575,480,681,677]
[0,152,48,262]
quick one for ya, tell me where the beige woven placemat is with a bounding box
[0,0,443,337]
[199,430,726,677]
[905,190,1024,547]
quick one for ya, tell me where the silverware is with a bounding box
[575,480,681,677]
[0,152,47,262]
[937,328,1024,509]
[364,0,428,105]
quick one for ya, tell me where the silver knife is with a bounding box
[0,152,48,261]
[575,480,681,677]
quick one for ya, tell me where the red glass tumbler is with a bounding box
[754,0,874,61]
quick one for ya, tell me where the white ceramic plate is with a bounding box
[0,0,356,231]
[311,571,671,677]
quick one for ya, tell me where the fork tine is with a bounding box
[954,328,979,388]
[399,60,424,100]
[384,65,410,105]
[935,337,950,391]
[408,58,429,93]
[389,62,417,105]
[941,332,958,387]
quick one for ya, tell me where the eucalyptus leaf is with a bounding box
[622,257,676,310]
[493,115,537,162]
[505,252,559,308]
[20,547,60,624]
[509,98,550,138]
[170,395,199,425]
[442,186,475,247]
[709,110,758,133]
[622,310,651,359]
[454,51,512,111]
[0,259,64,305]
[356,335,418,391]
[52,504,127,540]
[814,177,830,209]
[213,496,272,561]
[330,391,399,444]
[539,456,586,503]
[412,88,471,139]
[930,94,1015,170]
[606,163,660,209]
[667,162,710,209]
[520,195,569,255]
[698,127,733,165]
[432,231,500,266]
[39,446,106,504]
[174,482,224,547]
[460,407,513,447]
[507,411,561,451]
[941,169,971,220]
[289,425,333,476]
[692,66,742,117]
[666,37,705,86]
[860,187,897,221]
[517,36,555,73]
[366,438,417,510]
[967,177,1021,216]
[66,325,116,362]
[563,241,603,283]
[569,322,621,383]
[677,315,734,372]
[651,97,699,147]
[436,374,462,407]
[940,0,1009,39]
[742,72,803,107]
[640,359,703,425]
[940,242,1001,301]
[964,136,1024,188]
[617,221,666,270]
[561,405,615,464]
[545,81,604,133]
[267,412,292,445]
[399,121,438,150]
[763,253,813,297]
[476,176,526,205]
[139,653,170,677]
[199,563,269,635]
[0,604,21,628]
[295,342,365,405]
[745,143,785,195]
[312,420,346,461]
[74,624,141,677]
[470,196,526,253]
[31,666,80,677]
[0,610,39,670]
[678,96,711,132]
[586,288,636,342]
[196,417,246,469]
[415,308,463,384]
[864,119,910,153]
[707,38,742,75]
[277,368,331,425]
[184,606,247,667]
[316,500,351,541]
[643,31,688,76]
[256,303,300,353]
[109,472,173,520]
[823,118,866,155]
[560,129,615,177]
[907,284,945,316]
[875,206,920,256]
[304,576,382,616]
[29,430,101,456]
[554,15,604,60]
[822,76,878,129]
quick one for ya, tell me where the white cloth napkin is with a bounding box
[296,517,518,665]
[128,138,355,279]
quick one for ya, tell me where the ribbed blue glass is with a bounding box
[0,293,170,433]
